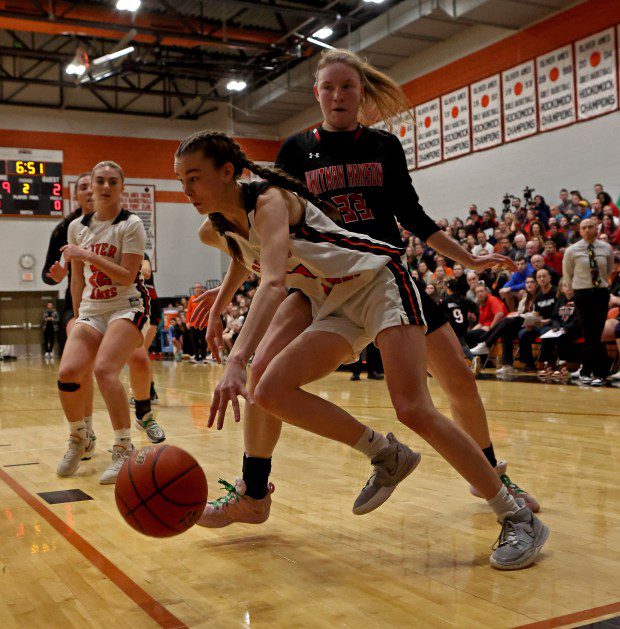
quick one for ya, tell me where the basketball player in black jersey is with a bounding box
[196,49,540,523]
[176,130,549,570]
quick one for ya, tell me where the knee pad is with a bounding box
[57,380,80,392]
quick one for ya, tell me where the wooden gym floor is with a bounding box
[0,358,618,628]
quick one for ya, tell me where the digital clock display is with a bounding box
[0,150,63,217]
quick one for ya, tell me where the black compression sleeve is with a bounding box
[387,135,440,242]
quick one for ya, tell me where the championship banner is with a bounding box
[502,60,537,142]
[415,99,441,167]
[371,112,416,171]
[69,181,157,270]
[537,45,576,131]
[575,27,618,120]
[441,87,471,159]
[471,74,502,151]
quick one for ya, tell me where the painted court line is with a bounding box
[514,602,620,628]
[0,467,188,629]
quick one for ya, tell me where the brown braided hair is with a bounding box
[175,130,340,262]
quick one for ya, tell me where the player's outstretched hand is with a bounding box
[208,360,249,430]
[189,287,220,329]
[46,260,68,283]
[468,253,517,272]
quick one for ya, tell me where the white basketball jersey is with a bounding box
[227,183,422,323]
[67,209,149,317]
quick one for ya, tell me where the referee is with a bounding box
[563,218,614,385]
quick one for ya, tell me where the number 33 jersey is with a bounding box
[68,209,149,317]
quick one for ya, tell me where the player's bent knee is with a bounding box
[394,401,435,435]
[253,379,281,415]
[57,380,80,392]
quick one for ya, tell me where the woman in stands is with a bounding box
[195,48,539,525]
[175,129,549,570]
[56,161,153,484]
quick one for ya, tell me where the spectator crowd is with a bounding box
[150,182,620,386]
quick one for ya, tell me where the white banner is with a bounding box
[372,112,416,171]
[441,87,471,159]
[537,45,576,131]
[471,74,502,151]
[575,27,618,120]
[69,182,157,270]
[502,60,537,142]
[415,99,441,167]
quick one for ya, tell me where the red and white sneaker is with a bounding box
[197,478,274,528]
[470,461,541,513]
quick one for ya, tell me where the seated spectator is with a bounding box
[425,283,438,302]
[530,253,560,285]
[517,268,558,371]
[465,270,480,309]
[466,283,508,348]
[471,276,539,374]
[481,209,498,232]
[570,190,591,218]
[599,215,620,248]
[472,231,494,256]
[434,254,454,274]
[465,234,477,251]
[538,280,581,375]
[533,195,550,226]
[525,238,541,262]
[417,260,432,284]
[546,219,568,249]
[543,240,564,277]
[529,220,546,250]
[411,242,434,270]
[431,266,449,300]
[509,233,527,261]
[495,235,512,257]
[451,263,468,296]
[566,216,582,245]
[554,188,572,216]
[597,191,619,217]
[499,258,534,311]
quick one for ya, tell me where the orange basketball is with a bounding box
[115,445,208,537]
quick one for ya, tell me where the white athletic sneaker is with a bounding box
[570,366,584,379]
[82,431,97,460]
[497,365,515,375]
[471,342,490,356]
[99,444,135,485]
[610,370,620,381]
[589,378,605,387]
[57,436,88,477]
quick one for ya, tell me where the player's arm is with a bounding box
[42,224,68,284]
[198,217,229,253]
[141,256,152,280]
[227,189,289,365]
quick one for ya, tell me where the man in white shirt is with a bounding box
[472,231,494,256]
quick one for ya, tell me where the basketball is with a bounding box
[115,445,208,538]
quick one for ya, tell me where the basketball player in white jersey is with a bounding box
[45,174,166,467]
[57,161,154,484]
[173,131,549,570]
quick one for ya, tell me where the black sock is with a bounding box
[135,398,151,420]
[242,453,271,499]
[482,444,498,468]
[150,381,156,396]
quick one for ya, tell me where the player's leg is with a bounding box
[253,329,419,515]
[426,323,540,511]
[377,324,548,569]
[198,291,313,528]
[94,317,144,484]
[143,324,159,402]
[56,322,101,476]
[127,340,165,444]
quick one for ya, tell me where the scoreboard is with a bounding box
[0,148,63,218]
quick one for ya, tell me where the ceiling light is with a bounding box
[65,45,89,76]
[312,27,333,40]
[116,0,141,11]
[227,80,247,92]
[364,0,385,3]
[66,63,86,76]
[93,46,135,65]
[307,37,336,50]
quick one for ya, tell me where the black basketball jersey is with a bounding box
[275,125,439,249]
[441,294,469,338]
[143,252,156,291]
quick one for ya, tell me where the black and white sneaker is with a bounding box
[135,412,166,443]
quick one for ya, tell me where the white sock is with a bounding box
[353,426,390,459]
[487,485,521,521]
[84,415,93,433]
[69,420,86,439]
[113,428,132,449]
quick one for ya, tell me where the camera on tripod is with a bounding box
[502,193,512,212]
[523,186,535,204]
